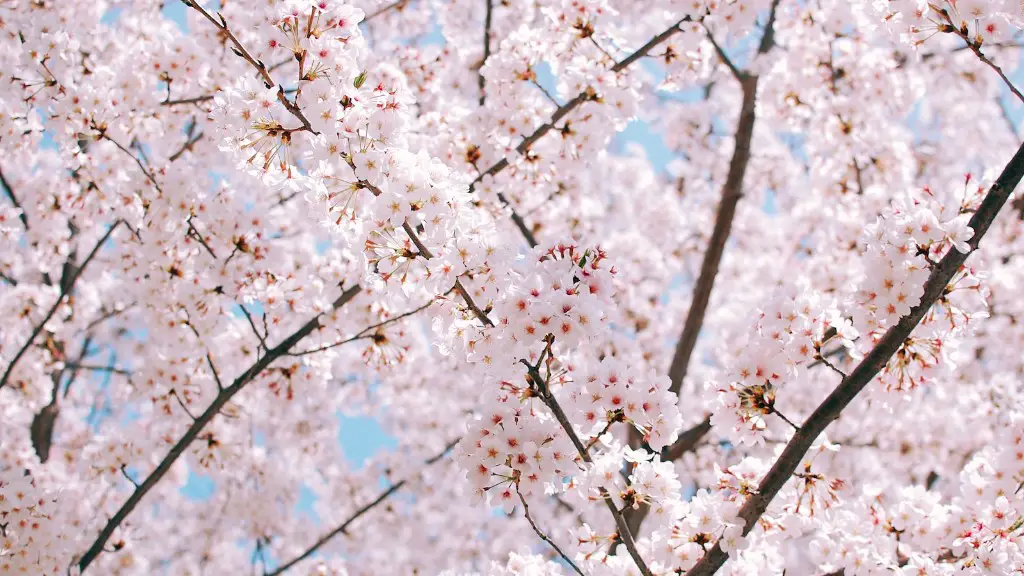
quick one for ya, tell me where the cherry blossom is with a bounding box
[2,0,1024,575]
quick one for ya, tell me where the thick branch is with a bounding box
[266,439,459,576]
[1,221,123,392]
[523,362,652,576]
[667,0,780,397]
[684,140,1024,576]
[75,284,363,572]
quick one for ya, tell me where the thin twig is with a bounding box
[465,16,695,249]
[930,5,1024,104]
[399,220,495,327]
[60,363,133,376]
[162,94,215,106]
[468,16,693,193]
[364,0,409,22]
[703,25,744,81]
[266,439,459,576]
[169,131,205,161]
[291,299,434,356]
[205,354,224,390]
[517,488,586,576]
[240,304,269,352]
[186,217,219,259]
[99,134,163,193]
[182,0,316,132]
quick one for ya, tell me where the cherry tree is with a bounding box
[2,0,1024,574]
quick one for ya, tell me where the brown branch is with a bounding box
[75,284,363,572]
[31,336,94,463]
[618,0,782,544]
[99,134,163,194]
[684,139,1024,576]
[266,439,459,576]
[662,417,713,461]
[364,0,409,22]
[0,221,123,392]
[60,363,133,376]
[703,25,743,81]
[0,166,29,230]
[399,220,495,327]
[186,217,219,260]
[930,6,1024,104]
[468,16,692,193]
[239,304,269,353]
[182,0,315,133]
[479,0,493,106]
[169,131,204,162]
[667,0,779,398]
[161,94,215,106]
[621,416,713,536]
[466,16,695,248]
[522,360,653,576]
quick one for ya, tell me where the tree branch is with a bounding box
[522,360,653,576]
[75,284,363,572]
[364,0,409,22]
[667,0,780,398]
[181,0,316,133]
[684,139,1024,576]
[292,298,434,356]
[466,16,696,248]
[0,166,29,230]
[266,439,459,576]
[161,94,215,107]
[1,221,123,392]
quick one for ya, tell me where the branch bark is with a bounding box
[621,0,780,544]
[668,0,779,398]
[684,139,1024,576]
[0,221,123,392]
[75,284,363,573]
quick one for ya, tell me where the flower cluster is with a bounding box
[565,359,682,451]
[0,468,71,575]
[709,279,855,444]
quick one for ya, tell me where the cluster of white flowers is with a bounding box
[0,468,71,576]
